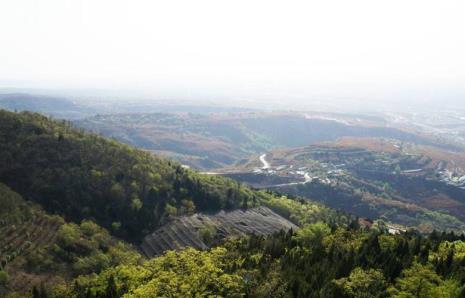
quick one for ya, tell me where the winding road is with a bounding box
[260,154,271,169]
[257,153,313,188]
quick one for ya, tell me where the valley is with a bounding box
[75,111,449,170]
[219,138,465,234]
[3,1,465,295]
[1,109,465,297]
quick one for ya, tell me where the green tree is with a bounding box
[0,270,9,286]
[292,222,331,247]
[431,280,464,298]
[131,196,143,211]
[333,267,388,298]
[180,199,195,215]
[199,225,217,245]
[389,262,461,298]
[57,224,80,247]
[67,247,245,297]
[164,203,177,217]
[105,275,118,298]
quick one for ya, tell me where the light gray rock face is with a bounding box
[141,206,298,257]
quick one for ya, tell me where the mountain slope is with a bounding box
[1,110,465,297]
[57,211,465,298]
[0,183,141,296]
[0,110,277,242]
[141,206,298,257]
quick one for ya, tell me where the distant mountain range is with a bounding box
[0,93,255,120]
[75,112,451,170]
[0,93,92,119]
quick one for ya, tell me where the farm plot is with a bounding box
[0,213,61,293]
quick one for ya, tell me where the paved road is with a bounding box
[256,154,313,188]
[260,154,271,169]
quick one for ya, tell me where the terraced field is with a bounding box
[0,213,62,293]
[221,140,465,233]
[141,206,298,257]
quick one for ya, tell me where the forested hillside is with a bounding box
[46,199,465,297]
[0,110,276,242]
[0,183,140,296]
[1,109,465,297]
[3,180,465,297]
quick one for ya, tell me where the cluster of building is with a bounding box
[438,169,465,189]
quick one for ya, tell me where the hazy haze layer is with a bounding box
[1,0,465,107]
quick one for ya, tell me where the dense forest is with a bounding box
[1,110,464,297]
[3,183,465,297]
[0,110,274,242]
[0,183,140,296]
[57,226,465,298]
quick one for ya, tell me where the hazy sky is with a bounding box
[1,0,465,104]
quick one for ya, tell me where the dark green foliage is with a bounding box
[0,110,272,242]
[2,109,465,297]
[58,227,465,298]
[32,284,49,298]
[0,183,141,296]
[104,275,118,298]
[0,270,9,286]
[223,227,465,297]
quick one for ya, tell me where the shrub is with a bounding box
[0,270,9,286]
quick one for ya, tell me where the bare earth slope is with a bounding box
[141,206,298,257]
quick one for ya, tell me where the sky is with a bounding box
[1,0,465,106]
